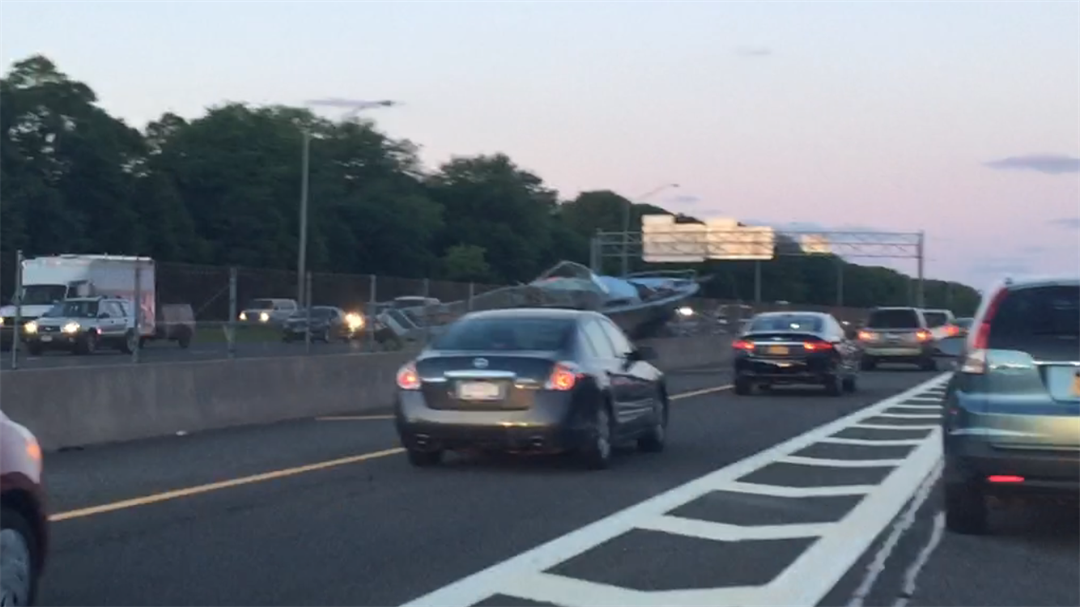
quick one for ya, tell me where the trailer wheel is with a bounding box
[177,328,192,349]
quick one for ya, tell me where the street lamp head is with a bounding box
[304,98,402,118]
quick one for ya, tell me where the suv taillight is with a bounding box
[962,287,1010,374]
[396,362,421,390]
[915,330,931,342]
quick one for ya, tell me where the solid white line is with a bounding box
[720,481,879,498]
[852,423,939,431]
[636,515,834,541]
[883,405,941,411]
[844,460,943,607]
[767,436,943,607]
[778,455,906,468]
[502,572,768,607]
[874,413,940,419]
[892,511,947,607]
[819,437,926,447]
[399,373,952,607]
[903,396,943,402]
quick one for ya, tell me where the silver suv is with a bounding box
[24,297,137,355]
[857,306,938,371]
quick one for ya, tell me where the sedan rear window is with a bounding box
[867,309,921,329]
[432,317,575,351]
[748,315,823,333]
[989,285,1080,348]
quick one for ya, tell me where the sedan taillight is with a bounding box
[545,362,580,391]
[396,362,421,390]
[732,339,754,351]
[803,341,833,351]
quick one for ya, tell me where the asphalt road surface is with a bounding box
[36,368,1078,606]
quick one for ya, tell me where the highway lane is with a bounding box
[34,369,965,607]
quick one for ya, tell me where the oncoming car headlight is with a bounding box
[62,322,81,334]
[259,312,270,323]
[23,321,38,334]
[677,306,694,318]
[344,312,365,331]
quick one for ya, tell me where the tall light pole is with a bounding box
[621,182,679,276]
[297,98,399,305]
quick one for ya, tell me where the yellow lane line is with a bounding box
[49,383,731,522]
[49,448,405,522]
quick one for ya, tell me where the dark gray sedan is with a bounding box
[394,308,668,470]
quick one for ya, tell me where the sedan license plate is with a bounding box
[40,335,52,342]
[457,381,502,401]
[767,345,790,355]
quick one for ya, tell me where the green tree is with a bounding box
[428,154,558,282]
[0,53,984,314]
[442,244,491,282]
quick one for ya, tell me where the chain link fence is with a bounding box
[1,257,875,368]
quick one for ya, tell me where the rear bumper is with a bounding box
[945,436,1080,496]
[863,344,935,360]
[734,356,836,383]
[395,390,592,453]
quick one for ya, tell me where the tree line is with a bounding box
[0,55,981,314]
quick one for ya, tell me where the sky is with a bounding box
[2,0,1078,287]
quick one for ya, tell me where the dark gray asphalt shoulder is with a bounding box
[909,497,1079,607]
[39,371,936,607]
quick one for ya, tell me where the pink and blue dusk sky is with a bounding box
[2,1,1077,287]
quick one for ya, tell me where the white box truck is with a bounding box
[1,255,157,345]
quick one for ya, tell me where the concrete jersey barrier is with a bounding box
[1,335,733,451]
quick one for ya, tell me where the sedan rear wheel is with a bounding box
[824,374,843,396]
[581,405,613,470]
[733,377,752,396]
[637,396,668,453]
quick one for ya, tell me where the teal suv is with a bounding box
[941,277,1080,535]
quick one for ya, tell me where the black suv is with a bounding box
[940,277,1080,534]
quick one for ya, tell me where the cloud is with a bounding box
[1019,245,1047,254]
[1048,217,1080,230]
[983,154,1080,175]
[733,46,773,58]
